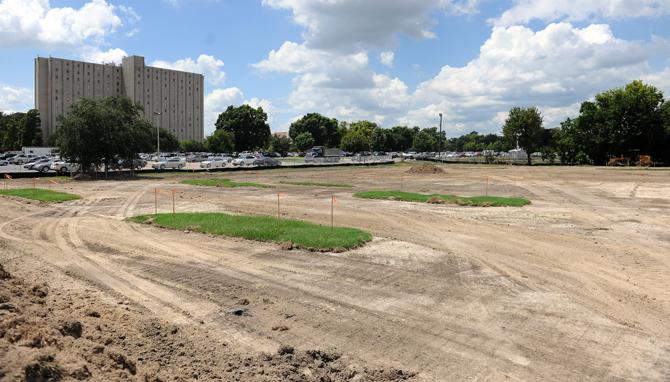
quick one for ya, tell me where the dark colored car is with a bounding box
[253,157,281,167]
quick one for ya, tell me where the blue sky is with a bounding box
[1,0,669,136]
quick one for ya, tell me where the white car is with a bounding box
[200,156,231,169]
[232,155,257,167]
[152,157,186,170]
[50,161,79,174]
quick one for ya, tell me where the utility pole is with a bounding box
[438,113,443,160]
[153,111,162,158]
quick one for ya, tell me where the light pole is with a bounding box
[153,111,161,158]
[438,113,443,160]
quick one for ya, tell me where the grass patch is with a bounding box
[0,188,80,202]
[181,178,273,188]
[130,212,371,250]
[279,181,353,188]
[354,190,530,207]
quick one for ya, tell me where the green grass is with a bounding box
[130,212,371,250]
[0,188,80,202]
[181,178,273,188]
[279,181,353,188]
[354,190,530,207]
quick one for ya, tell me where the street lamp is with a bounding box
[438,113,443,160]
[153,111,161,158]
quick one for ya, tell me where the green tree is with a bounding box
[294,132,315,151]
[268,134,291,155]
[389,126,416,151]
[502,106,544,165]
[152,128,180,153]
[412,129,438,152]
[0,112,24,150]
[206,129,235,153]
[56,97,153,176]
[181,140,206,152]
[371,128,388,151]
[21,109,42,147]
[215,105,271,151]
[289,113,340,147]
[340,129,371,153]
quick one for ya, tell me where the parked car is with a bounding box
[11,154,37,165]
[200,156,231,169]
[253,157,281,168]
[232,155,257,167]
[50,161,79,174]
[27,158,54,173]
[152,157,185,170]
[0,159,8,166]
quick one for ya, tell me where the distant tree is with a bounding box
[341,129,371,153]
[289,113,340,147]
[502,106,544,165]
[268,134,291,155]
[21,109,42,146]
[56,97,153,176]
[294,132,315,151]
[389,126,416,151]
[412,129,438,152]
[152,128,180,153]
[215,105,271,151]
[371,128,388,151]
[206,129,235,153]
[349,120,377,140]
[180,140,206,152]
[0,112,24,150]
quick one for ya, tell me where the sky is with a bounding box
[1,0,669,137]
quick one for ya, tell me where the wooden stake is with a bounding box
[172,189,175,214]
[486,176,489,196]
[277,193,280,220]
[400,175,404,191]
[331,195,335,229]
[154,188,158,216]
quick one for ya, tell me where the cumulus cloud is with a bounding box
[495,0,670,26]
[410,23,669,131]
[202,88,275,135]
[152,54,227,85]
[380,51,395,67]
[0,0,129,48]
[0,84,32,113]
[262,0,479,52]
[80,47,128,64]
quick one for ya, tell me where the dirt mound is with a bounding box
[0,263,417,381]
[426,197,446,204]
[406,163,444,174]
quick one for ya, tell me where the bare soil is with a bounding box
[1,163,670,381]
[405,164,444,174]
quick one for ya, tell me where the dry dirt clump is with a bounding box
[405,163,445,174]
[0,263,417,381]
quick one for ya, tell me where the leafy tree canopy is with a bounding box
[289,113,340,147]
[215,105,271,152]
[294,132,315,151]
[206,129,235,153]
[502,106,544,165]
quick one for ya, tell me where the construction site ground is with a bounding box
[1,163,669,381]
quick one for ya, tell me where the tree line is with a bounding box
[3,80,668,172]
[0,109,42,150]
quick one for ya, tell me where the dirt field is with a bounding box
[1,163,670,381]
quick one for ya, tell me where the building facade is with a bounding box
[35,55,204,142]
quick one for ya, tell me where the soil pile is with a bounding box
[406,163,444,174]
[0,263,416,381]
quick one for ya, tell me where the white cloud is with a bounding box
[262,0,479,52]
[410,22,670,131]
[380,51,395,67]
[80,47,128,64]
[152,54,227,85]
[0,84,32,113]
[0,0,127,47]
[495,0,670,26]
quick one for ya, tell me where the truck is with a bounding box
[304,146,342,163]
[22,147,57,156]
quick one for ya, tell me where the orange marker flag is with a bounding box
[4,174,12,180]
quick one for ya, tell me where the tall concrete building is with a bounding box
[35,55,204,142]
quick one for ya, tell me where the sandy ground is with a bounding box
[1,163,670,381]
